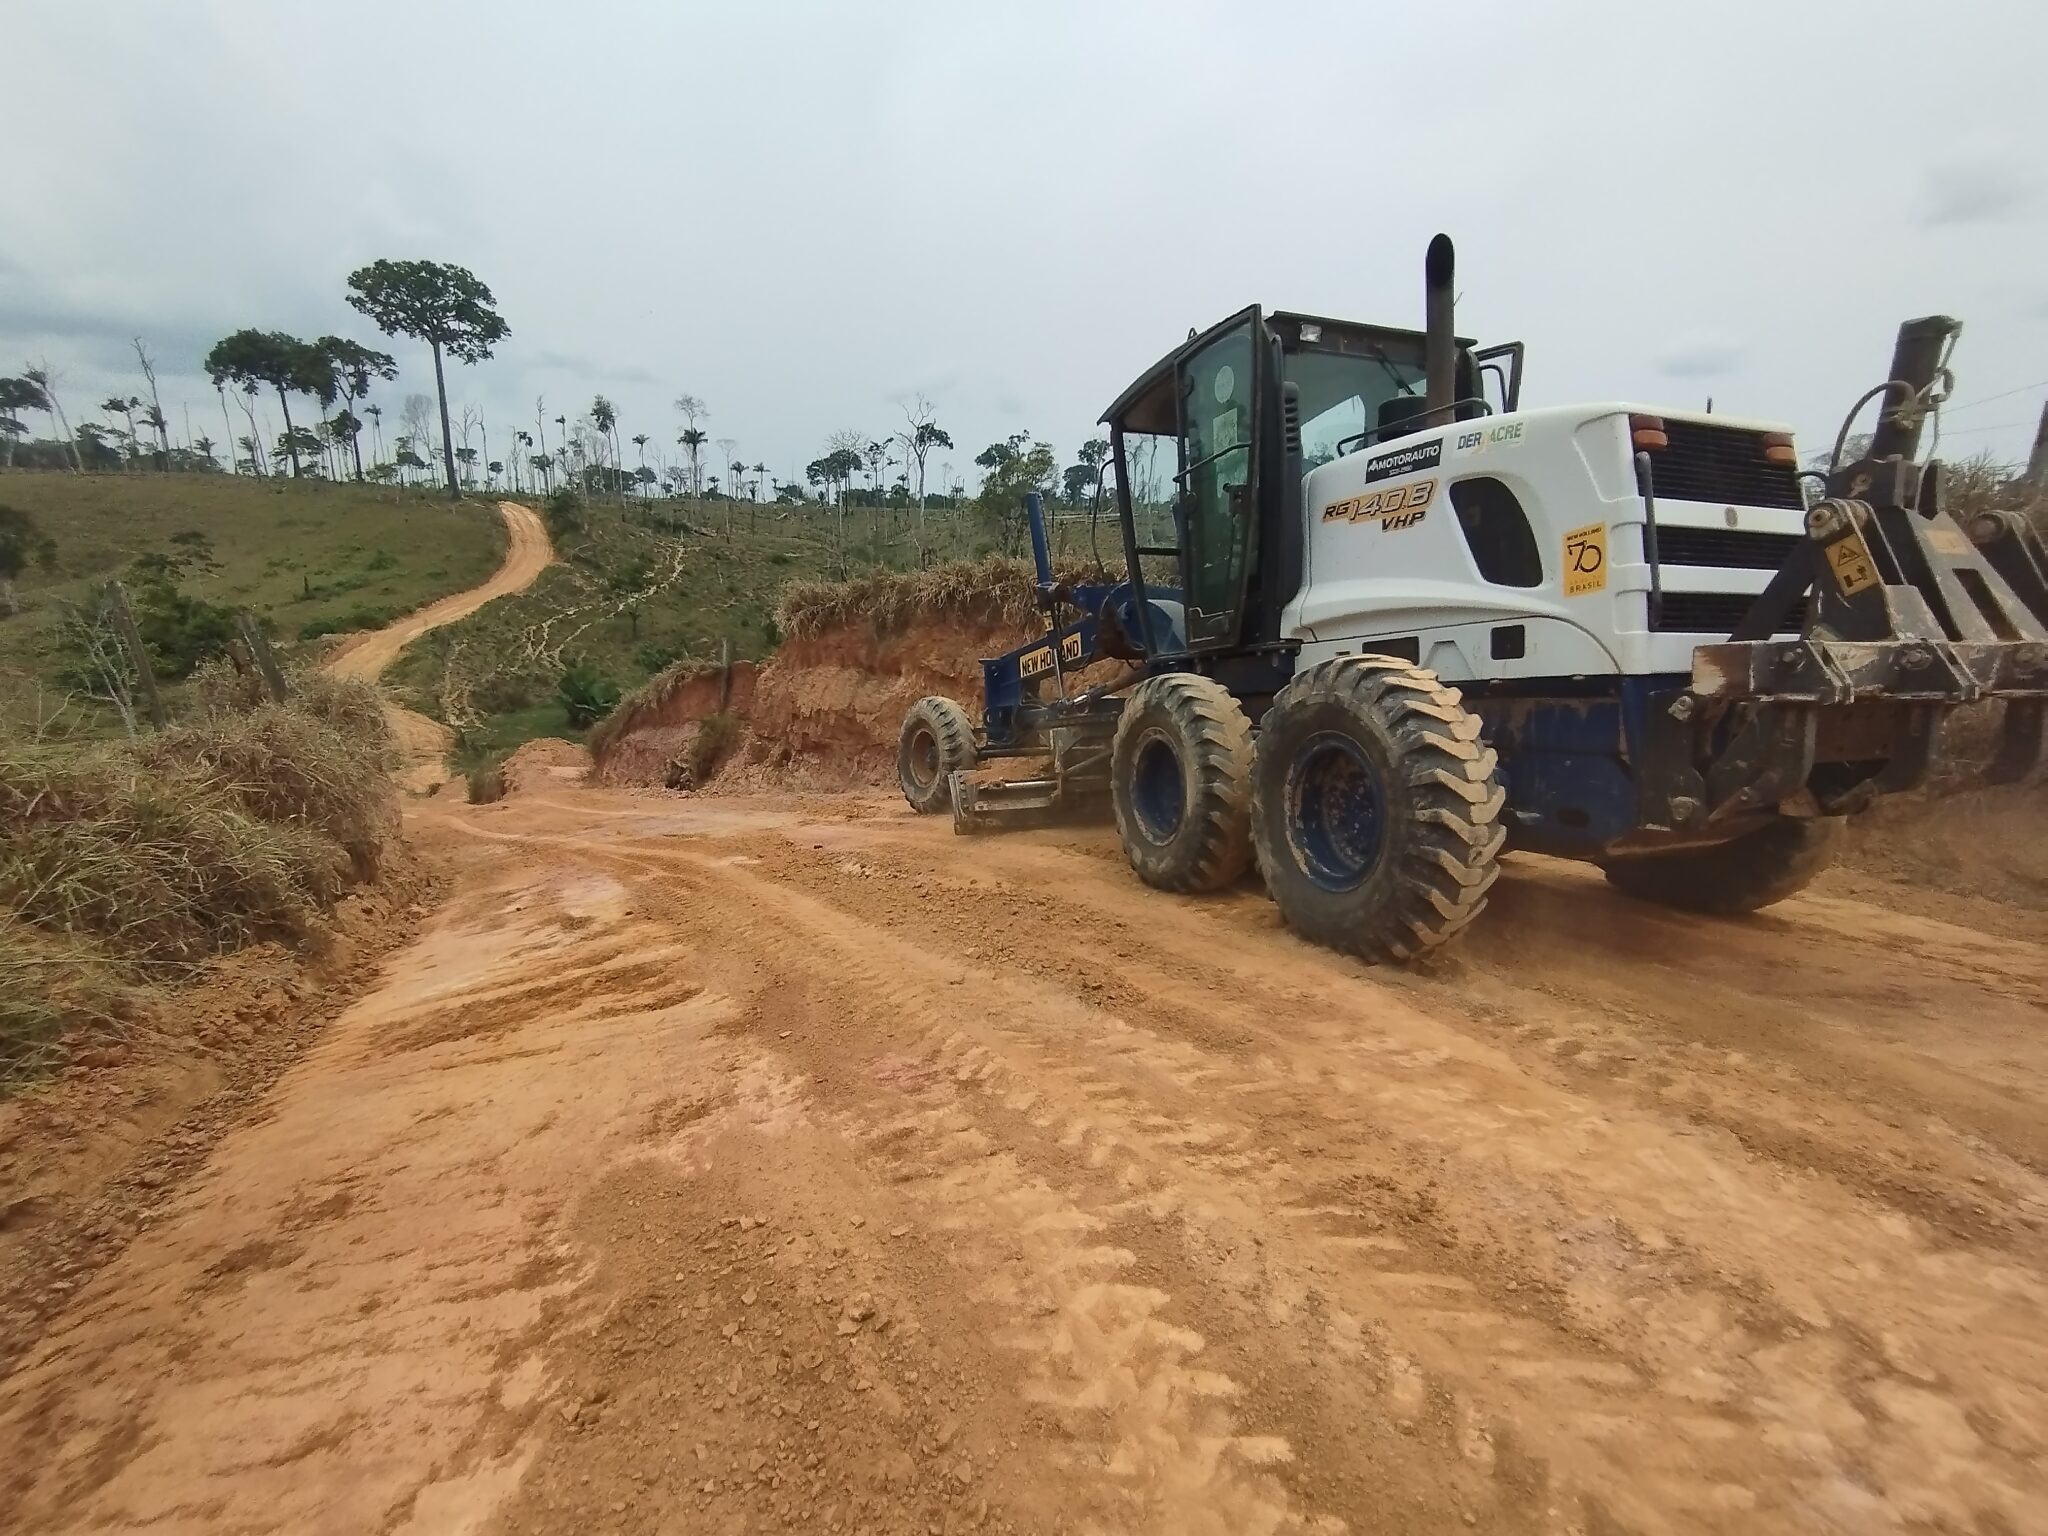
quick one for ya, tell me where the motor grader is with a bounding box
[897,236,2048,962]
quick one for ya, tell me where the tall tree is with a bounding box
[399,393,437,477]
[131,338,172,469]
[23,363,81,471]
[139,406,168,467]
[632,432,650,496]
[314,337,397,481]
[0,378,46,470]
[344,259,510,500]
[101,396,140,467]
[900,395,952,565]
[203,330,329,477]
[1062,436,1110,505]
[214,382,240,474]
[230,384,267,476]
[591,396,620,501]
[677,427,708,498]
[974,432,1057,556]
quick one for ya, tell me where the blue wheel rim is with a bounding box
[1131,731,1186,843]
[1287,731,1385,892]
[908,725,939,789]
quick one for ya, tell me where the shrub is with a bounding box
[545,488,585,539]
[473,672,538,714]
[558,660,621,728]
[298,604,402,640]
[633,642,683,675]
[466,759,508,804]
[684,712,739,787]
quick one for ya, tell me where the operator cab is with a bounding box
[1100,306,1523,667]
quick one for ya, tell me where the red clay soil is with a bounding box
[0,851,438,1377]
[593,618,1127,792]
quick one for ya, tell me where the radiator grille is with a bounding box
[1651,420,1804,510]
[1652,590,1806,635]
[1651,525,1802,570]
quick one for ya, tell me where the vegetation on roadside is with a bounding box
[385,493,832,765]
[0,668,398,1091]
[465,757,509,805]
[0,475,502,735]
[775,553,1094,641]
[680,711,739,788]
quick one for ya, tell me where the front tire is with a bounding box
[1251,657,1506,963]
[1110,673,1255,893]
[898,696,977,814]
[1601,817,1843,914]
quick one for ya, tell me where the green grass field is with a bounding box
[0,472,504,733]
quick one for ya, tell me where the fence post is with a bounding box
[719,636,734,713]
[106,581,167,729]
[239,614,291,701]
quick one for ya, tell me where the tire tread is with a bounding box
[1252,657,1505,963]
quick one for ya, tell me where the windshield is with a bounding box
[1287,345,1427,468]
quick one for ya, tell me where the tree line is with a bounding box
[1,253,1148,571]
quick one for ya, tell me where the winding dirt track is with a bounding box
[3,762,2043,1534]
[323,500,553,785]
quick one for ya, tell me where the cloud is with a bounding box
[528,349,657,387]
[1657,339,1744,378]
[1919,154,2031,226]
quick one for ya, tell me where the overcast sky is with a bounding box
[5,0,2046,488]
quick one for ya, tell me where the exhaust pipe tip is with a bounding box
[1426,233,1455,290]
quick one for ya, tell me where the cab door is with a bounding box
[1175,309,1263,651]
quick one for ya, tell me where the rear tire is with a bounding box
[1251,657,1506,963]
[1110,673,1255,893]
[1601,817,1843,915]
[898,696,977,815]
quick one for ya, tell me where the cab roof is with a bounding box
[1099,308,1465,435]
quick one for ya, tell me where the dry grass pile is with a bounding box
[0,674,398,1088]
[775,555,1093,642]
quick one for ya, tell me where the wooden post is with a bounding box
[719,636,734,713]
[106,581,167,729]
[2024,398,2048,491]
[239,614,291,701]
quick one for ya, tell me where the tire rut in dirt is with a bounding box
[583,837,1816,1531]
[440,804,2048,1533]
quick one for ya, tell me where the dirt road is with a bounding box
[4,770,2042,1535]
[324,500,552,786]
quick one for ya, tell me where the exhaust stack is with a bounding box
[1425,233,1456,425]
